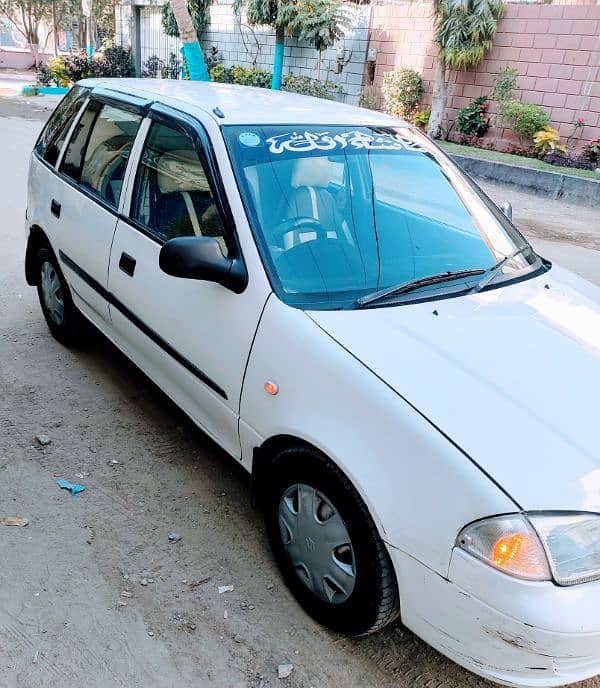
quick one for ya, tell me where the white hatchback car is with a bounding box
[26,79,600,687]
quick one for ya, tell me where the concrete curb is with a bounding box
[20,84,69,96]
[36,86,69,95]
[450,154,600,207]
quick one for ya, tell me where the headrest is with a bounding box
[291,156,335,189]
[156,149,209,194]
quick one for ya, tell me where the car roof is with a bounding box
[79,78,407,128]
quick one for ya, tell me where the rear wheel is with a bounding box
[36,244,86,346]
[264,446,399,636]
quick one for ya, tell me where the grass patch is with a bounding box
[438,141,600,181]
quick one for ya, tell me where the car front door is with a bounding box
[107,105,271,457]
[53,93,145,325]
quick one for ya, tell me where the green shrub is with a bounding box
[42,48,133,86]
[142,55,164,79]
[37,64,52,85]
[282,74,341,100]
[412,108,430,129]
[65,52,95,81]
[96,46,134,78]
[501,100,550,142]
[209,63,231,83]
[209,64,271,88]
[209,64,340,99]
[583,138,600,166]
[232,65,271,88]
[381,68,423,119]
[44,56,73,87]
[156,52,181,79]
[456,97,489,137]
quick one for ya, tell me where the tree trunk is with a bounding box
[21,6,40,68]
[51,0,58,56]
[85,15,93,58]
[271,25,285,90]
[427,56,451,139]
[29,42,40,68]
[171,0,209,80]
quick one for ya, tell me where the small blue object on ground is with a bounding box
[56,478,86,495]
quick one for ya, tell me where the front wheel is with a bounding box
[264,447,399,636]
[36,245,86,346]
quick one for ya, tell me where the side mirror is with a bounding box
[159,236,247,294]
[500,201,513,221]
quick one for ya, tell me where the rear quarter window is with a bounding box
[34,85,89,167]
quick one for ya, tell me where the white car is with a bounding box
[26,79,600,687]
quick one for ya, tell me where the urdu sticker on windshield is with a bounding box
[265,130,425,155]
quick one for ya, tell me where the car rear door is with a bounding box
[106,104,271,457]
[52,92,147,325]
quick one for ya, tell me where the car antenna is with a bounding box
[213,107,225,119]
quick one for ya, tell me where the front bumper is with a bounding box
[389,545,600,687]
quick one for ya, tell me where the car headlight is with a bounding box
[457,513,600,586]
[529,513,600,585]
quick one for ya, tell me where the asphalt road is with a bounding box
[1,103,599,688]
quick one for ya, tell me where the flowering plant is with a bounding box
[533,126,567,157]
[456,97,490,138]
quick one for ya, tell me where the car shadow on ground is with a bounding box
[71,323,496,688]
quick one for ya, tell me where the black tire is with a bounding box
[36,243,86,346]
[264,446,400,636]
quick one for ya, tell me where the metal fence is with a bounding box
[139,6,182,78]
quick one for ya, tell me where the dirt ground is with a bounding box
[1,93,599,688]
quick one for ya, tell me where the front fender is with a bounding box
[240,297,515,577]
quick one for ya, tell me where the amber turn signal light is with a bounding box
[264,381,279,396]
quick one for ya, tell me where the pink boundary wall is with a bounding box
[0,48,53,70]
[367,1,600,150]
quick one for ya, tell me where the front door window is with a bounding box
[130,121,228,255]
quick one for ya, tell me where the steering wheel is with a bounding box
[271,216,327,247]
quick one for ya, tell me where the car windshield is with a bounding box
[223,125,541,309]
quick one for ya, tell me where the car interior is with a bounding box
[241,154,369,294]
[132,124,227,254]
[65,104,141,209]
[237,143,497,298]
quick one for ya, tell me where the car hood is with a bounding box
[308,266,600,512]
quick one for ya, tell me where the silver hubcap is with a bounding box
[278,483,356,604]
[40,261,64,326]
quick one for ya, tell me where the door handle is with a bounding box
[119,252,136,277]
[51,199,61,218]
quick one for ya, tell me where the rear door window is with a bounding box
[60,100,142,209]
[79,105,142,208]
[59,101,99,182]
[34,85,89,167]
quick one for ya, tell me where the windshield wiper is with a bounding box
[356,269,486,308]
[470,244,534,294]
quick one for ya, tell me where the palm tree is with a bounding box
[427,0,504,139]
[237,0,350,90]
[169,0,210,80]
